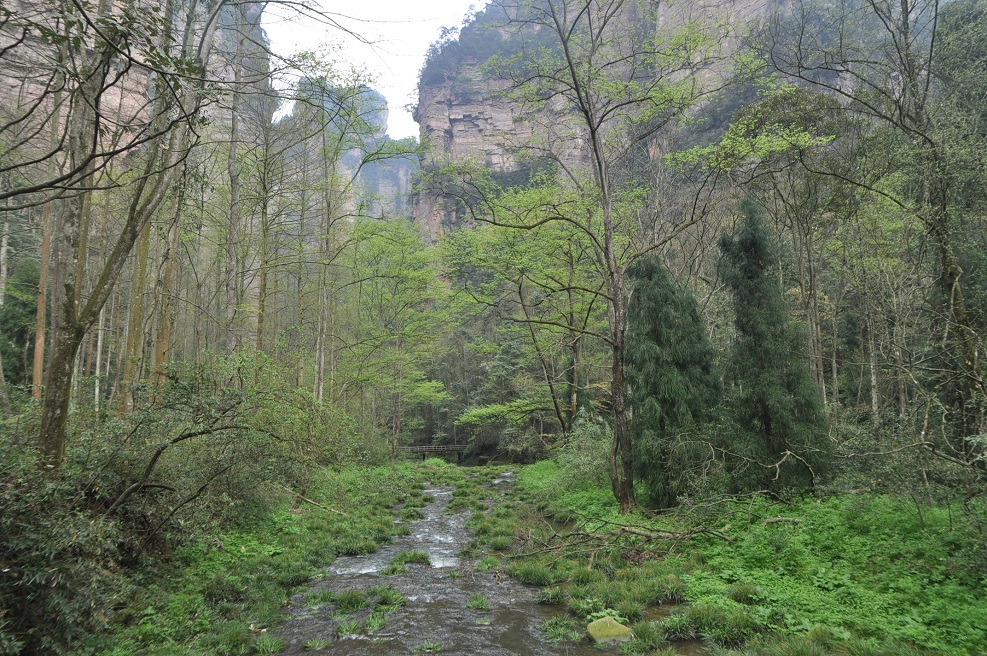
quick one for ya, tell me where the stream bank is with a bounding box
[275,470,608,655]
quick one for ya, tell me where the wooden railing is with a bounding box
[398,444,468,460]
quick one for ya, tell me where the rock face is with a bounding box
[586,616,635,645]
[411,0,784,239]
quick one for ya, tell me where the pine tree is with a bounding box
[625,256,720,508]
[718,200,828,490]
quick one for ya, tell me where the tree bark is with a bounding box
[38,0,227,470]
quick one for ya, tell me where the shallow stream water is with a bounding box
[275,472,702,655]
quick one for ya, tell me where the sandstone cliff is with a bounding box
[411,0,783,238]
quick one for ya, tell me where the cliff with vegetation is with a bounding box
[411,0,780,238]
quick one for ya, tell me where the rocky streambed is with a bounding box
[274,473,608,655]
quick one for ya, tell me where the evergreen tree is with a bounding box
[625,256,720,508]
[718,201,828,490]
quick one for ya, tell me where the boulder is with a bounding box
[586,616,634,645]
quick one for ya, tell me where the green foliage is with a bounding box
[392,550,431,566]
[625,255,721,507]
[507,560,559,586]
[412,639,443,652]
[0,261,37,389]
[535,587,567,604]
[540,615,582,643]
[0,442,128,655]
[515,460,987,654]
[335,589,369,612]
[370,583,407,609]
[252,633,284,654]
[466,594,489,610]
[554,414,613,491]
[718,201,829,490]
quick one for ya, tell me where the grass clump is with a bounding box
[336,619,361,636]
[466,594,489,610]
[381,563,406,575]
[401,507,426,521]
[392,550,431,566]
[253,633,285,654]
[335,589,369,612]
[365,611,387,632]
[303,637,331,650]
[370,583,407,609]
[726,582,761,605]
[541,615,582,642]
[475,555,501,571]
[304,589,336,606]
[412,639,443,652]
[507,560,557,586]
[535,586,567,604]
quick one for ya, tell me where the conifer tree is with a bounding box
[718,201,828,490]
[625,256,720,508]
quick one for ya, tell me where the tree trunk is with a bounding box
[152,186,184,386]
[0,209,9,307]
[119,220,151,414]
[32,203,51,399]
[38,0,225,470]
[224,4,247,354]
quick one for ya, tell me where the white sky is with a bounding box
[262,1,490,140]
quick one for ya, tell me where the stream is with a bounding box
[275,472,699,655]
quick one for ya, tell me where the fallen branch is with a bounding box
[275,484,348,516]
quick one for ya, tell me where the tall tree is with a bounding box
[718,200,828,489]
[764,0,987,466]
[7,0,231,470]
[468,0,724,511]
[624,255,720,508]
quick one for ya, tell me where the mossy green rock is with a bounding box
[586,616,634,644]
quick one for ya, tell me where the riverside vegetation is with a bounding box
[6,454,980,655]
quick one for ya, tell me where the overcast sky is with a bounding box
[262,1,489,139]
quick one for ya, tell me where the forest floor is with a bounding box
[88,460,986,656]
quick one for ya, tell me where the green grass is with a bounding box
[513,462,987,655]
[365,610,387,632]
[87,465,426,656]
[252,633,285,654]
[370,583,407,609]
[392,550,431,566]
[304,589,336,606]
[335,589,368,612]
[412,639,443,652]
[541,615,582,642]
[336,619,361,636]
[466,594,489,610]
[303,637,331,650]
[475,555,501,571]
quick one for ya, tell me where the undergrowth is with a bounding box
[513,460,987,655]
[87,465,425,655]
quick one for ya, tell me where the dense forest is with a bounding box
[1,0,986,654]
